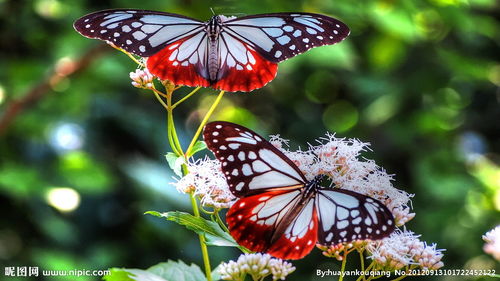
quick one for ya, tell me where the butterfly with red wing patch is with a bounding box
[74,10,349,92]
[203,121,395,260]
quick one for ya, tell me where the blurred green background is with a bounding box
[0,0,499,280]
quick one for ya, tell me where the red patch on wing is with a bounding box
[266,205,318,260]
[227,190,318,260]
[146,39,210,88]
[213,48,278,92]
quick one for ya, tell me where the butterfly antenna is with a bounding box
[210,7,216,15]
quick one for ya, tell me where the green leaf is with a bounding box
[149,260,206,281]
[103,260,206,281]
[165,152,185,177]
[187,140,207,157]
[145,211,238,247]
[103,268,137,281]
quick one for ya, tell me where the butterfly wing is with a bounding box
[74,9,204,56]
[204,121,319,259]
[315,189,395,245]
[203,121,307,197]
[74,9,211,88]
[210,13,349,91]
[227,189,318,260]
[222,13,350,63]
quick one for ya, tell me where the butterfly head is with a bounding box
[207,15,223,39]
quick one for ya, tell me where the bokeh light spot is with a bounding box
[46,187,81,212]
[48,123,85,152]
[0,84,5,105]
[34,0,67,19]
[364,94,399,125]
[322,100,358,133]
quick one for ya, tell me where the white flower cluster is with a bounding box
[129,68,154,89]
[367,229,444,271]
[483,225,500,261]
[219,253,295,281]
[175,157,236,209]
[178,132,414,220]
[270,133,415,226]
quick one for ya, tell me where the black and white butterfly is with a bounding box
[203,121,395,260]
[74,10,349,92]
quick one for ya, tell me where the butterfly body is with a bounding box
[74,10,349,92]
[203,122,395,259]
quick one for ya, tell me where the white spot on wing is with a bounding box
[229,143,241,149]
[100,14,133,27]
[242,164,252,176]
[277,35,291,45]
[132,31,147,40]
[258,149,303,181]
[122,25,131,32]
[263,28,284,37]
[337,207,348,220]
[235,182,244,191]
[337,220,348,229]
[248,151,257,159]
[293,17,325,32]
[248,171,301,189]
[141,24,162,34]
[306,27,317,34]
[232,17,285,27]
[252,160,270,173]
[238,151,246,161]
[226,136,257,144]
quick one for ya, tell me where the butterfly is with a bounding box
[203,121,395,260]
[74,9,349,92]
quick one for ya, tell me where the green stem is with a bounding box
[172,86,202,109]
[338,250,349,281]
[185,90,225,157]
[113,45,144,66]
[215,210,229,233]
[154,90,181,156]
[364,261,375,272]
[359,249,365,271]
[190,192,212,281]
[169,111,184,155]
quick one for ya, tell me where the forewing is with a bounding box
[74,9,204,57]
[227,189,317,259]
[213,32,278,92]
[316,189,395,245]
[223,13,349,63]
[203,121,306,197]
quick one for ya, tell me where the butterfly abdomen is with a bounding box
[205,15,221,83]
[208,38,220,83]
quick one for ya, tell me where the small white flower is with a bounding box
[367,229,444,271]
[174,157,236,209]
[483,225,500,261]
[130,68,154,89]
[219,253,295,281]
